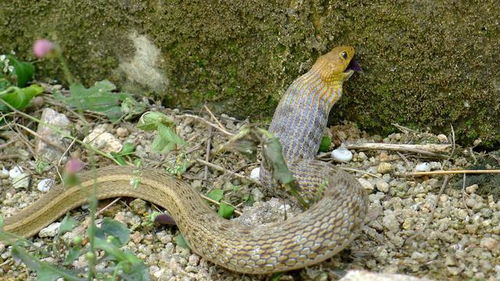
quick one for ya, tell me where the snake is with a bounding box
[2,46,367,274]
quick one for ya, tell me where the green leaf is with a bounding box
[175,234,190,249]
[7,55,34,87]
[137,111,175,131]
[121,142,136,155]
[218,202,234,219]
[63,247,81,265]
[207,189,223,202]
[97,218,130,246]
[318,136,332,152]
[0,84,43,111]
[151,123,185,153]
[58,215,77,235]
[57,80,129,121]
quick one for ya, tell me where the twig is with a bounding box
[0,155,20,160]
[200,194,243,216]
[204,105,228,133]
[337,167,382,179]
[0,138,17,149]
[392,123,418,133]
[204,127,213,180]
[180,114,235,136]
[16,123,67,153]
[397,151,412,170]
[406,169,500,177]
[345,142,450,158]
[196,158,260,185]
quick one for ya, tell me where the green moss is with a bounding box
[0,0,498,148]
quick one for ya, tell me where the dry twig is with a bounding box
[406,169,500,177]
[346,142,450,158]
[196,158,260,185]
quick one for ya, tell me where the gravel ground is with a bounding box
[0,105,498,281]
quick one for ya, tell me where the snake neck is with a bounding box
[268,70,344,162]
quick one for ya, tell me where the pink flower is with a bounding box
[65,158,86,174]
[33,39,55,58]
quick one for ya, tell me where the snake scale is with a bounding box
[3,46,367,274]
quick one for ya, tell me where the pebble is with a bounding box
[39,222,61,237]
[465,184,478,194]
[35,108,71,162]
[37,178,55,192]
[382,210,400,232]
[249,167,260,180]
[130,199,148,215]
[116,127,129,137]
[83,125,123,153]
[0,168,9,179]
[331,146,353,162]
[375,180,390,193]
[437,134,448,143]
[479,237,497,251]
[415,162,431,172]
[377,162,393,174]
[358,178,374,190]
[9,166,30,189]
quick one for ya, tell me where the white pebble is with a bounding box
[37,178,55,192]
[250,167,260,180]
[415,162,431,172]
[8,166,24,178]
[331,147,353,162]
[9,166,30,189]
[39,222,61,237]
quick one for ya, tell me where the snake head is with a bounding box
[312,46,360,84]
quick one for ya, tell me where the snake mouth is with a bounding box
[345,59,362,72]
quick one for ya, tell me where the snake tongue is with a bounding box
[346,59,362,72]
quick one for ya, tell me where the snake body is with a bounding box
[3,46,367,274]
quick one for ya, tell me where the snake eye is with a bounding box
[340,51,348,60]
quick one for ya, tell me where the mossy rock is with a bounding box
[0,0,498,148]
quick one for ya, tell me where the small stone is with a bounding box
[37,178,55,192]
[465,184,478,194]
[130,199,148,215]
[131,232,144,243]
[188,254,200,266]
[250,167,260,180]
[358,178,374,190]
[0,168,9,179]
[437,134,448,143]
[357,152,368,161]
[382,210,400,232]
[83,125,122,153]
[39,222,61,237]
[9,166,30,189]
[465,197,483,210]
[331,146,353,162]
[116,127,129,137]
[377,162,393,174]
[183,125,193,134]
[415,162,431,172]
[191,179,202,190]
[378,152,390,162]
[36,108,71,162]
[375,180,390,193]
[480,237,497,251]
